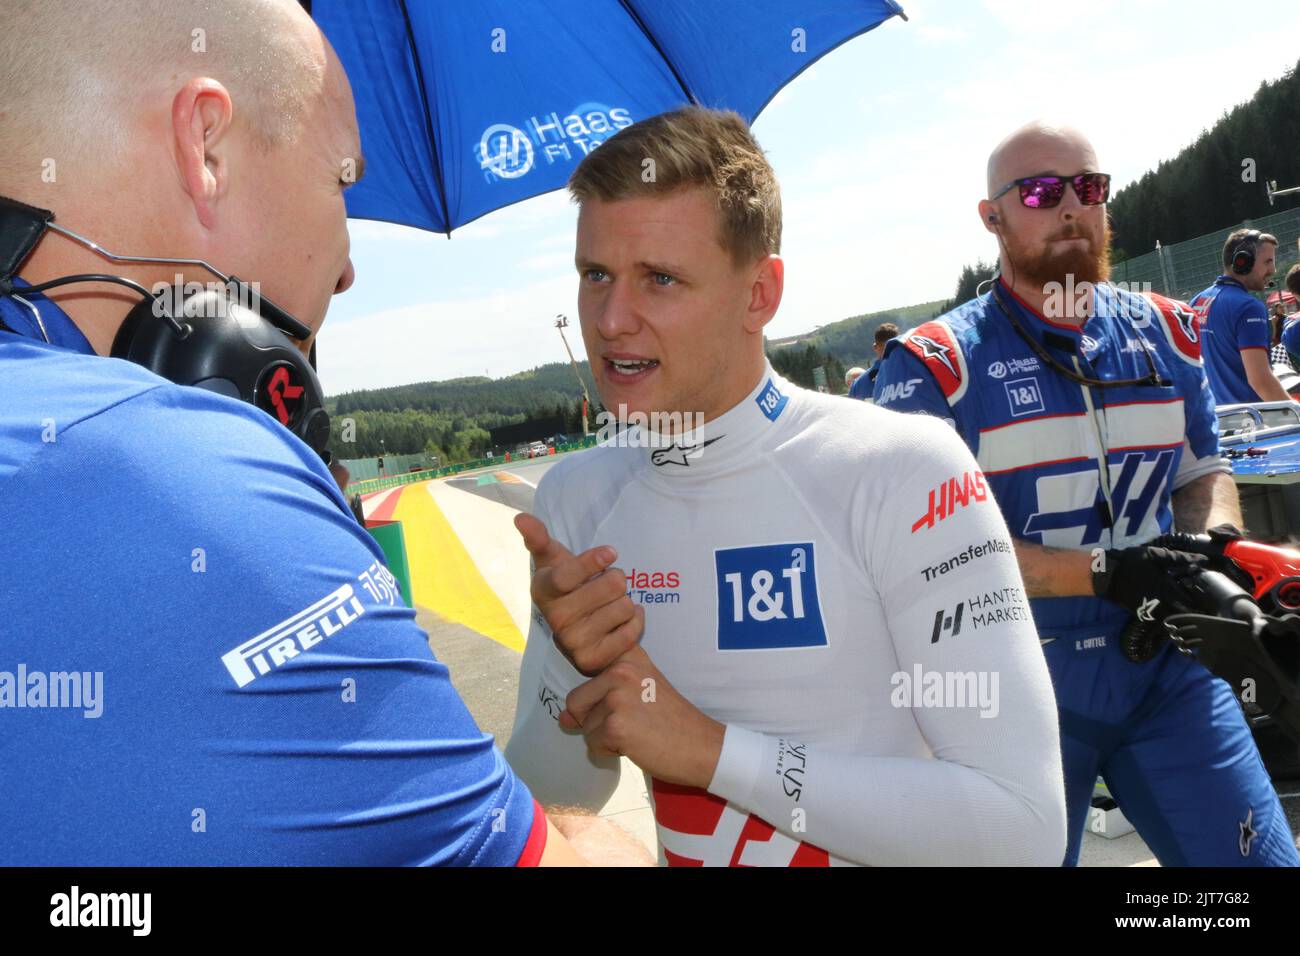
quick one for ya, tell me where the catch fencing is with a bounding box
[347,434,600,496]
[1110,206,1300,301]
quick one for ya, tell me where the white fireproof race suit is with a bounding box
[505,364,1066,866]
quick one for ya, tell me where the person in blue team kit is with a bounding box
[1280,265,1300,366]
[848,322,899,400]
[0,0,647,866]
[873,120,1298,866]
[1191,229,1290,406]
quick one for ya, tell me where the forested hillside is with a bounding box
[328,361,597,460]
[1109,61,1300,260]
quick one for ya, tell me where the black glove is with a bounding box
[1147,523,1245,555]
[1145,524,1253,592]
[1092,545,1210,622]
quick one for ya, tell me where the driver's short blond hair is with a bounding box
[568,106,781,268]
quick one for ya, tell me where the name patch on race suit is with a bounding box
[715,543,827,650]
[651,779,833,867]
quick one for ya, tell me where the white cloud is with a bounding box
[455,189,575,240]
[346,219,437,243]
[519,250,575,273]
[318,273,580,394]
[915,24,964,46]
[980,0,1129,31]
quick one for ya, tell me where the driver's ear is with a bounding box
[744,254,783,334]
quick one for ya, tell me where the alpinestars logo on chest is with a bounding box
[651,436,722,467]
[910,335,959,378]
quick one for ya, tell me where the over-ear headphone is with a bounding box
[109,285,331,459]
[0,193,333,463]
[1231,229,1261,276]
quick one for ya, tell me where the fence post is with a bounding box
[1155,240,1172,296]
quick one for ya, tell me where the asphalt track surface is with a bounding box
[443,457,551,512]
[401,454,1300,866]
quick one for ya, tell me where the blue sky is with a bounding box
[318,0,1300,394]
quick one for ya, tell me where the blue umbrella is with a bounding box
[310,0,906,235]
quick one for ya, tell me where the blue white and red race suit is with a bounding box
[873,278,1299,866]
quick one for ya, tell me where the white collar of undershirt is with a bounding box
[629,361,796,480]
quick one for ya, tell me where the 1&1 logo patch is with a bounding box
[715,543,827,650]
[1005,377,1044,417]
[755,379,788,422]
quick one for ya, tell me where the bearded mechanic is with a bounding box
[0,0,647,866]
[505,107,1067,867]
[872,120,1299,866]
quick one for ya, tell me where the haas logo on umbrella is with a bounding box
[257,363,306,428]
[479,124,535,179]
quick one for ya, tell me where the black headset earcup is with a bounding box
[1231,231,1259,275]
[111,289,332,463]
[109,295,164,359]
